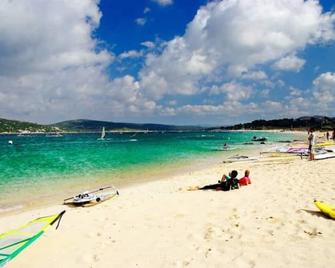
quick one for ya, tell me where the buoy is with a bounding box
[8,140,13,145]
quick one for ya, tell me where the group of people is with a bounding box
[197,170,251,191]
[307,128,335,161]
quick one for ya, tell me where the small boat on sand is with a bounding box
[223,155,258,163]
[64,186,119,206]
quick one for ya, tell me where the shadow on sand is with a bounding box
[300,209,333,220]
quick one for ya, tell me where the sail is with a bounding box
[0,211,65,267]
[101,127,106,139]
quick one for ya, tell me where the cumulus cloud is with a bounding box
[119,50,143,60]
[209,82,252,101]
[0,0,156,123]
[168,101,259,118]
[272,54,306,72]
[241,71,268,81]
[264,101,284,112]
[0,0,112,76]
[139,0,335,100]
[1,0,335,124]
[152,0,173,7]
[313,72,335,104]
[289,86,303,97]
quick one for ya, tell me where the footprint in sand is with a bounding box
[303,227,322,237]
[249,260,256,268]
[267,230,275,236]
[204,226,214,240]
[204,248,212,258]
[93,254,100,262]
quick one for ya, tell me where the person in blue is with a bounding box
[198,170,239,191]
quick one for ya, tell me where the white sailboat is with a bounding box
[98,127,106,140]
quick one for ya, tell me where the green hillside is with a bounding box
[0,118,57,133]
[213,116,335,131]
[51,119,203,132]
[0,118,203,133]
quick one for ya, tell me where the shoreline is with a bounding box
[0,141,334,267]
[0,130,305,217]
[0,128,313,135]
[0,143,264,217]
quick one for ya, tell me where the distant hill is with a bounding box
[51,119,203,132]
[0,118,56,133]
[3,116,334,134]
[215,116,335,131]
[0,117,203,133]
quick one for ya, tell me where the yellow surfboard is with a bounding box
[314,200,335,219]
[316,141,335,147]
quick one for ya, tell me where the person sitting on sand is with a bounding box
[239,170,251,186]
[197,170,239,191]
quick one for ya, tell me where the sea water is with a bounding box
[0,131,297,211]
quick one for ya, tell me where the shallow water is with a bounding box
[0,131,296,211]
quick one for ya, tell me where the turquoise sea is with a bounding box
[0,131,297,211]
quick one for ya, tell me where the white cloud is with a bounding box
[144,7,151,14]
[139,0,335,100]
[135,17,147,26]
[241,71,267,80]
[272,54,306,72]
[313,72,335,104]
[119,50,143,60]
[141,41,156,49]
[289,86,302,97]
[0,0,112,76]
[264,101,284,112]
[209,82,252,101]
[259,89,270,98]
[170,101,259,118]
[1,0,335,124]
[152,0,173,7]
[0,0,157,123]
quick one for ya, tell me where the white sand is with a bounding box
[1,150,335,268]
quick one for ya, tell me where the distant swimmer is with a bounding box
[8,140,13,145]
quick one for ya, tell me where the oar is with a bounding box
[63,186,114,202]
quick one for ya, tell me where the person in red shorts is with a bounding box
[239,170,251,186]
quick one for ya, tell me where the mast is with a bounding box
[101,127,106,139]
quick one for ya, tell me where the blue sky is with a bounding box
[97,0,207,53]
[97,0,208,79]
[0,0,335,125]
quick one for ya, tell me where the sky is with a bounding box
[0,0,335,125]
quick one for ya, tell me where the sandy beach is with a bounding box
[1,143,334,268]
[2,0,335,266]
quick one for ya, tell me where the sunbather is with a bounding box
[198,170,239,191]
[239,170,251,186]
